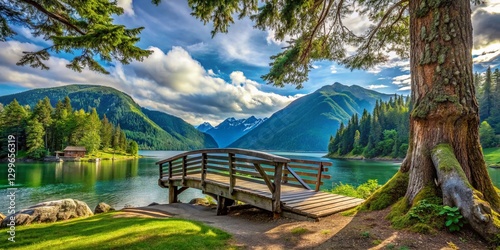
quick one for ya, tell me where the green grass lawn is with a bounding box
[1,212,233,250]
[83,148,141,160]
[483,147,500,166]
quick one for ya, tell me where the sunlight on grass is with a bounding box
[1,212,232,250]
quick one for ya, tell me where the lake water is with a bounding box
[2,150,500,214]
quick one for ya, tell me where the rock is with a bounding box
[0,199,93,228]
[189,198,210,206]
[148,202,159,206]
[0,213,5,221]
[94,202,115,214]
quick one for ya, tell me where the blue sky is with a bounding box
[1,1,500,125]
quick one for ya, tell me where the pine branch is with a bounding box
[19,0,86,35]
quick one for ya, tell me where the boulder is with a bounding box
[94,202,115,214]
[0,213,5,221]
[148,202,160,206]
[189,198,210,206]
[0,199,93,228]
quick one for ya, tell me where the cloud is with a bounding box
[0,41,298,125]
[391,74,411,91]
[117,0,135,16]
[330,65,338,74]
[367,85,388,89]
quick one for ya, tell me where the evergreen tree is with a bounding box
[79,108,101,154]
[0,99,29,154]
[480,67,493,121]
[69,109,87,146]
[100,114,113,149]
[32,97,53,152]
[1,1,155,74]
[63,96,73,114]
[127,140,139,156]
[359,109,371,147]
[489,68,500,133]
[112,124,122,151]
[26,119,45,159]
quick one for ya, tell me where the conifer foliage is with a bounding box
[328,95,410,159]
[0,96,138,159]
[1,0,157,73]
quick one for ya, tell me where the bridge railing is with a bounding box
[158,148,331,191]
[156,149,331,213]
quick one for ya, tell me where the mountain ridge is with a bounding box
[0,84,217,150]
[229,82,393,151]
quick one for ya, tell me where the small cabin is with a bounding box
[62,146,86,158]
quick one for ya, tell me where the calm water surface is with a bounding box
[2,150,500,214]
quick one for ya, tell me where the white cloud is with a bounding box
[0,41,299,125]
[398,86,411,91]
[367,84,388,89]
[330,65,338,74]
[117,0,135,16]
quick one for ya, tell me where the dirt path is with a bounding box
[120,203,492,249]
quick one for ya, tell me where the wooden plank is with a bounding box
[273,162,283,216]
[201,153,207,190]
[280,191,317,199]
[289,158,332,166]
[315,163,323,191]
[234,157,275,166]
[283,193,344,205]
[206,165,230,172]
[286,165,312,190]
[303,198,364,214]
[281,193,332,203]
[208,155,230,161]
[168,161,173,178]
[229,153,236,195]
[287,164,322,171]
[254,163,275,193]
[314,200,365,217]
[156,148,290,165]
[289,196,356,210]
[206,159,229,166]
[186,156,203,163]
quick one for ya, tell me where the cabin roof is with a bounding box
[63,146,87,152]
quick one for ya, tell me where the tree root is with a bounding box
[432,144,500,242]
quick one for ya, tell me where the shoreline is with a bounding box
[324,154,403,163]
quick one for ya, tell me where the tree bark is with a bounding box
[403,0,500,210]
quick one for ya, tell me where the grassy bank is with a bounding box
[82,148,141,160]
[484,147,500,167]
[1,212,233,250]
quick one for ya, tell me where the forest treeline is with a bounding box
[0,96,139,159]
[327,95,410,159]
[328,66,500,159]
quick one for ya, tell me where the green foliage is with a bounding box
[480,121,498,148]
[26,119,46,159]
[2,0,152,74]
[0,85,217,151]
[439,206,465,232]
[390,199,444,233]
[330,179,380,199]
[290,227,309,235]
[362,171,409,211]
[127,140,139,156]
[328,95,410,159]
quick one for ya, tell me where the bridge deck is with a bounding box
[162,172,364,219]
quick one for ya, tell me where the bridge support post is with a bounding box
[216,195,234,215]
[272,162,283,218]
[168,183,178,204]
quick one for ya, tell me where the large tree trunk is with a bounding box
[402,0,500,211]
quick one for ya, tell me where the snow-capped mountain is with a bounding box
[196,122,214,133]
[197,116,267,147]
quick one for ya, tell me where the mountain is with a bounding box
[201,116,268,147]
[229,83,393,151]
[196,122,214,132]
[0,85,217,150]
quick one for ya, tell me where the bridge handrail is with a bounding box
[156,148,290,165]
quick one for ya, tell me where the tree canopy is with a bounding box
[0,0,161,74]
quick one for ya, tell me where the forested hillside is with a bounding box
[230,83,392,151]
[0,85,217,150]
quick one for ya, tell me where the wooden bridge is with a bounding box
[157,149,364,219]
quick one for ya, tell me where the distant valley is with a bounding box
[196,116,267,147]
